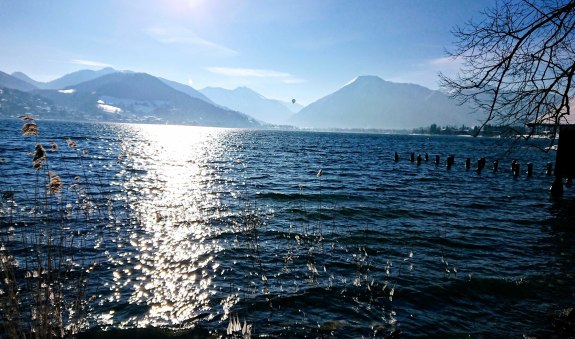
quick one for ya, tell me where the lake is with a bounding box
[0,119,574,338]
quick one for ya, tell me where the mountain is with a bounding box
[11,71,45,89]
[0,87,77,119]
[10,68,118,90]
[43,67,118,89]
[282,100,304,114]
[159,78,214,104]
[201,86,299,125]
[0,70,38,91]
[289,76,482,130]
[33,72,259,127]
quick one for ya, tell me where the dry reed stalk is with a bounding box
[1,118,94,337]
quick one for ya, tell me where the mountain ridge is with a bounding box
[200,86,300,125]
[1,70,259,127]
[0,70,38,92]
[34,72,259,127]
[2,68,484,130]
[289,75,481,130]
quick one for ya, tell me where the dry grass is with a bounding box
[0,116,93,338]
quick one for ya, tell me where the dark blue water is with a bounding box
[1,119,574,338]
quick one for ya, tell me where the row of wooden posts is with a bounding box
[394,151,553,177]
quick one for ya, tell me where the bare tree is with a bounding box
[440,0,575,141]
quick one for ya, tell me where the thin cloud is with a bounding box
[72,59,113,68]
[146,27,238,56]
[428,56,465,82]
[207,67,291,78]
[430,56,462,66]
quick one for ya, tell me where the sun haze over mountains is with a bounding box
[0,68,480,129]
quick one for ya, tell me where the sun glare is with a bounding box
[162,0,210,17]
[117,124,234,327]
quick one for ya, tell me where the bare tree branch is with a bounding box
[440,0,575,145]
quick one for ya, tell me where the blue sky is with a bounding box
[0,0,494,105]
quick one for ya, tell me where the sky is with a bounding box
[0,0,496,106]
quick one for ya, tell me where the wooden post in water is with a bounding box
[546,162,553,176]
[416,154,422,166]
[435,155,440,165]
[446,155,454,169]
[410,152,415,162]
[465,158,471,170]
[527,163,533,177]
[394,151,399,162]
[493,160,499,173]
[424,153,429,162]
[477,157,486,173]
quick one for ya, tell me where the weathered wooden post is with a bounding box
[465,158,471,169]
[424,152,429,162]
[493,160,499,173]
[527,112,575,196]
[551,125,575,196]
[435,155,440,165]
[410,152,415,162]
[527,163,533,177]
[394,151,399,162]
[416,154,422,165]
[446,155,454,169]
[477,157,486,173]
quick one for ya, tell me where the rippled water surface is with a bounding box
[1,119,574,338]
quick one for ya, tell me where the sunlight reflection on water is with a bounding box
[116,125,237,328]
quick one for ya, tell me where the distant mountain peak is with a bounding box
[233,86,265,99]
[0,70,38,91]
[340,75,390,90]
[290,75,481,130]
[44,67,118,89]
[355,75,383,81]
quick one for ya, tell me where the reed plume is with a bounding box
[49,141,58,151]
[48,171,63,194]
[32,144,46,170]
[19,115,35,121]
[21,123,39,136]
[67,138,77,148]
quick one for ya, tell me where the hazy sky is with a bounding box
[0,0,495,105]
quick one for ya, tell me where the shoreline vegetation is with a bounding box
[1,117,527,139]
[0,116,115,337]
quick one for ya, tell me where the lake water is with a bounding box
[0,119,574,338]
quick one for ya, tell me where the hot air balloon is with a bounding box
[292,99,296,104]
